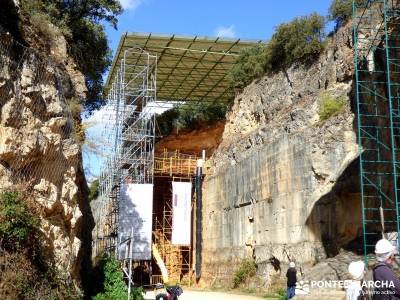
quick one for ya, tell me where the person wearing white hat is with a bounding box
[346,261,366,300]
[286,262,297,300]
[373,239,400,299]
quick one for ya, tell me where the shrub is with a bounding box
[0,191,39,251]
[318,93,346,121]
[20,0,123,113]
[228,44,267,89]
[229,13,326,89]
[329,0,355,30]
[232,258,257,288]
[89,179,100,202]
[156,102,228,136]
[0,251,81,299]
[93,256,130,300]
[264,288,287,300]
[270,12,325,68]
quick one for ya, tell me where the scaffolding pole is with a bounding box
[93,49,157,290]
[353,0,400,259]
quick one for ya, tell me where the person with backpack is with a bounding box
[372,239,400,299]
[286,261,297,300]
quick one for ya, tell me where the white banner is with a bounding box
[118,183,153,260]
[171,182,192,245]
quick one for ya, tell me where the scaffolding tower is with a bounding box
[153,199,192,284]
[94,49,157,259]
[353,0,400,258]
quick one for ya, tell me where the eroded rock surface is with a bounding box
[0,28,91,282]
[201,24,361,286]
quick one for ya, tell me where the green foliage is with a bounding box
[20,0,123,113]
[89,179,100,202]
[228,44,267,88]
[264,288,287,300]
[270,13,325,68]
[328,0,363,30]
[233,258,257,288]
[156,102,228,136]
[0,191,80,298]
[318,93,346,121]
[229,13,325,89]
[0,191,39,250]
[93,256,130,300]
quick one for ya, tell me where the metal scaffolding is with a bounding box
[153,199,192,284]
[93,49,157,260]
[353,0,400,258]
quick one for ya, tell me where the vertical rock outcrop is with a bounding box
[0,12,93,284]
[201,24,361,285]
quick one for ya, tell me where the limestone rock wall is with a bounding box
[0,22,91,281]
[202,24,361,284]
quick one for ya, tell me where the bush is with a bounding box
[89,179,100,202]
[0,251,81,299]
[329,0,362,30]
[93,256,133,300]
[264,288,287,300]
[228,44,267,88]
[0,191,39,251]
[20,0,123,113]
[156,102,228,136]
[0,191,81,299]
[232,258,257,288]
[229,13,325,89]
[270,13,325,68]
[318,93,346,121]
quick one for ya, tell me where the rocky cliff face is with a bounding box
[201,24,362,285]
[0,11,92,283]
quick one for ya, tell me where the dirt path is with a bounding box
[144,290,264,300]
[179,290,264,299]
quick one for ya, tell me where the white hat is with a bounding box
[348,261,365,280]
[289,262,295,268]
[375,239,396,255]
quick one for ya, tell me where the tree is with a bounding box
[228,12,326,89]
[271,12,325,67]
[328,0,363,30]
[228,44,267,89]
[20,0,123,113]
[93,256,128,300]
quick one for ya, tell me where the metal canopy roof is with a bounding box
[105,32,263,104]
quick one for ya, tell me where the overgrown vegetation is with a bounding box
[93,255,143,300]
[229,13,325,89]
[232,258,257,288]
[0,191,80,299]
[0,191,39,251]
[20,0,123,113]
[228,44,267,89]
[89,179,100,202]
[263,288,287,300]
[318,93,346,121]
[156,102,228,136]
[328,0,363,30]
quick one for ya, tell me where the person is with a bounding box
[286,261,297,300]
[372,238,400,299]
[346,260,366,300]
